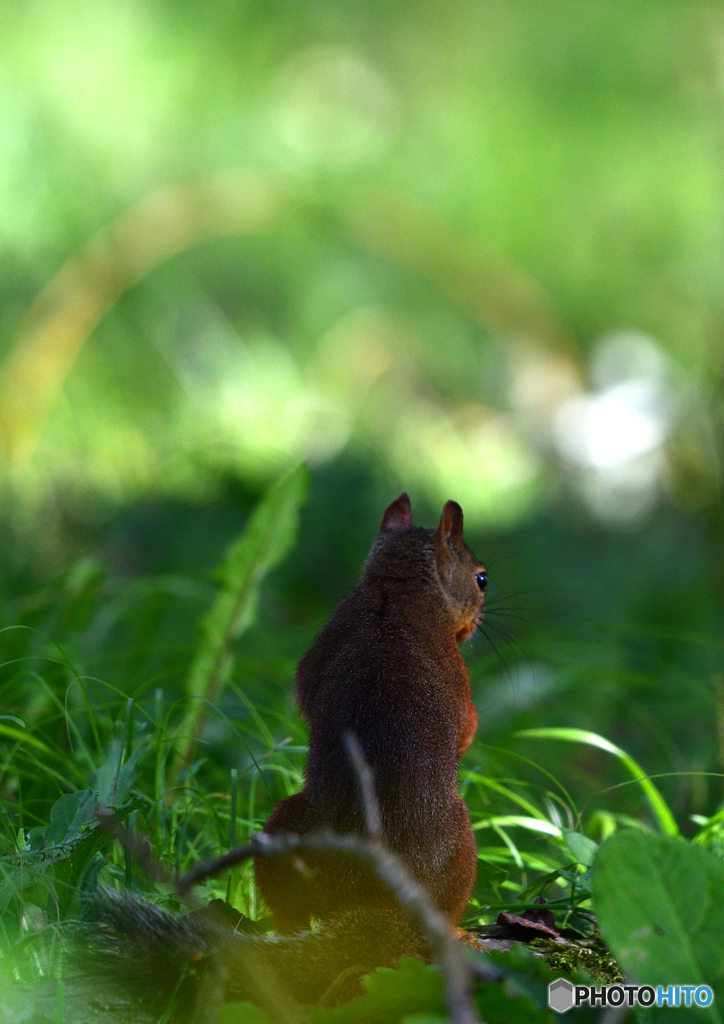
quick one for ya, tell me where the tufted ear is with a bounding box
[436,500,464,550]
[379,492,413,533]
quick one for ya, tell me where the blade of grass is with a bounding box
[517,727,680,837]
[472,814,562,837]
[491,825,524,870]
[463,773,547,820]
[226,768,238,904]
[0,724,48,753]
[476,744,578,815]
[113,699,134,804]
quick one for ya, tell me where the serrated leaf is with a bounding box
[593,830,724,1022]
[26,739,147,866]
[187,463,308,702]
[175,464,308,765]
[19,788,101,867]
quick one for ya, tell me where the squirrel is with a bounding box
[79,493,487,1021]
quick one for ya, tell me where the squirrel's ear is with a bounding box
[437,500,464,550]
[380,492,413,532]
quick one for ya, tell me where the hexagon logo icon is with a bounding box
[549,979,574,1013]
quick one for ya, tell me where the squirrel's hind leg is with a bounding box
[254,789,322,934]
[428,796,478,925]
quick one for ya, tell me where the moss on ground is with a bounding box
[529,937,623,984]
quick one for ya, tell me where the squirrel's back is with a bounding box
[257,494,486,930]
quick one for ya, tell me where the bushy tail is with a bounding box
[72,889,430,1022]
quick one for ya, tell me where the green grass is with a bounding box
[0,471,722,1022]
[0,478,702,929]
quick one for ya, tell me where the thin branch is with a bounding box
[342,730,382,838]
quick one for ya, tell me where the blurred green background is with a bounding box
[1,0,724,919]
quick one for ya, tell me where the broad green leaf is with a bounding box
[25,740,147,864]
[593,830,724,1022]
[311,956,552,1024]
[563,830,598,867]
[44,789,97,845]
[478,983,553,1024]
[222,1002,270,1024]
[23,788,100,864]
[517,728,679,836]
[481,946,556,1024]
[0,969,34,1023]
[310,959,445,1024]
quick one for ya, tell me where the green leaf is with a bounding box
[21,788,101,866]
[310,955,553,1024]
[24,738,148,865]
[517,727,680,836]
[89,736,147,807]
[175,464,308,763]
[480,946,556,1024]
[478,983,553,1024]
[310,958,445,1024]
[563,830,598,867]
[593,830,724,1022]
[556,867,593,896]
[44,789,97,845]
[188,463,308,701]
[0,716,26,729]
[222,1002,270,1024]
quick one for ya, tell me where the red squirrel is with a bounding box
[81,494,487,1018]
[255,492,486,935]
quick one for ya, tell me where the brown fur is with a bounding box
[255,494,486,936]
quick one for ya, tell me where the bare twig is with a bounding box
[342,730,382,838]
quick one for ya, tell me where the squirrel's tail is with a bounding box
[73,889,430,1022]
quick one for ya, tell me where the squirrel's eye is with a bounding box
[475,571,487,592]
